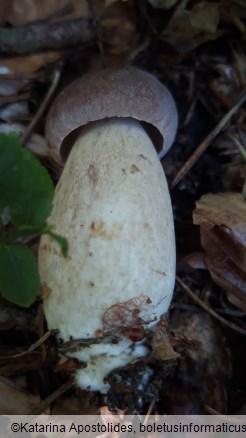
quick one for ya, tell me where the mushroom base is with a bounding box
[68,338,149,394]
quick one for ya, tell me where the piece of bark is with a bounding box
[0,18,96,55]
[193,192,246,311]
[201,227,246,312]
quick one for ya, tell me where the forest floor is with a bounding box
[0,0,245,416]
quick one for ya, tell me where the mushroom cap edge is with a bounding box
[46,66,178,162]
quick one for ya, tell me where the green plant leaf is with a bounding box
[10,147,54,226]
[0,224,69,259]
[47,231,69,257]
[0,133,55,226]
[0,133,68,308]
[0,244,40,306]
[0,134,22,213]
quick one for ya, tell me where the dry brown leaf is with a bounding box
[102,18,137,55]
[168,310,230,413]
[202,230,246,311]
[0,379,40,414]
[190,2,220,34]
[161,2,221,53]
[0,52,64,79]
[100,0,138,56]
[180,251,206,270]
[194,192,246,251]
[193,192,246,311]
[150,318,179,361]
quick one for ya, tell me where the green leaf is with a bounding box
[0,132,55,226]
[0,134,22,213]
[10,147,54,226]
[47,231,69,257]
[0,224,68,258]
[0,244,40,306]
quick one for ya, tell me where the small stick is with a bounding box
[29,379,73,414]
[171,89,246,188]
[5,331,52,359]
[205,405,222,415]
[176,275,246,336]
[143,398,156,425]
[183,97,197,127]
[205,405,245,423]
[20,68,61,146]
[0,18,96,55]
[87,0,105,68]
[229,134,246,160]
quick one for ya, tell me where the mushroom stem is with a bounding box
[39,117,175,393]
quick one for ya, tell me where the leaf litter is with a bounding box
[193,192,246,312]
[0,0,245,416]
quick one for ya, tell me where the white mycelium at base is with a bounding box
[69,340,148,393]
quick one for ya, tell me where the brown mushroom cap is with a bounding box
[46,66,178,162]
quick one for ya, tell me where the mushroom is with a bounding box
[38,67,178,393]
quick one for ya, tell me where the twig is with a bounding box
[228,134,246,161]
[127,39,150,63]
[20,68,62,146]
[29,379,73,414]
[143,399,156,425]
[176,275,246,336]
[205,405,222,415]
[0,18,96,55]
[205,405,245,423]
[183,97,197,127]
[87,0,105,68]
[4,331,52,359]
[171,89,246,188]
[228,10,246,34]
